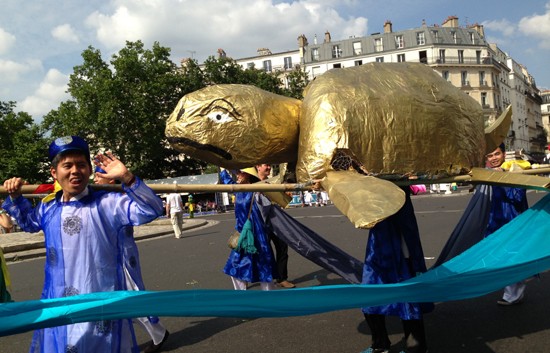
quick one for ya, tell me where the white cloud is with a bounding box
[518,3,550,49]
[481,18,516,37]
[51,24,80,43]
[19,69,70,117]
[0,58,42,82]
[0,27,16,54]
[84,0,368,60]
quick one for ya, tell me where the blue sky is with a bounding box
[1,0,549,119]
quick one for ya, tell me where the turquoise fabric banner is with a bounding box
[1,194,550,337]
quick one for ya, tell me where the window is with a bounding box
[376,57,384,62]
[432,30,440,43]
[353,41,362,55]
[397,54,405,62]
[416,32,425,45]
[442,70,450,81]
[333,63,342,69]
[395,35,404,49]
[419,50,427,63]
[354,60,363,66]
[479,71,486,86]
[332,45,342,58]
[481,92,488,107]
[284,56,292,70]
[470,32,476,44]
[476,50,481,64]
[451,31,457,44]
[461,71,469,86]
[263,60,272,72]
[458,50,464,64]
[311,48,319,61]
[438,49,446,63]
[246,62,254,69]
[374,38,383,52]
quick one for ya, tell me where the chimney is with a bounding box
[384,20,392,33]
[471,23,485,38]
[442,16,459,28]
[297,34,308,48]
[324,31,331,43]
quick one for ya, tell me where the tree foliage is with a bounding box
[0,101,49,183]
[42,41,207,179]
[282,67,310,99]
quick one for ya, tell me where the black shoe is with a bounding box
[144,330,169,353]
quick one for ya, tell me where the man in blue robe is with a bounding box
[484,143,529,305]
[2,136,164,353]
[361,187,432,353]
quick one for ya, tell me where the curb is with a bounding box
[2,218,209,263]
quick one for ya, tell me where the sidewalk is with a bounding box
[0,217,208,263]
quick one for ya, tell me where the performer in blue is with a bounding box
[220,168,277,291]
[2,136,164,353]
[484,143,529,305]
[361,187,432,353]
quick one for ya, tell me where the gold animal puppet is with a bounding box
[166,62,512,228]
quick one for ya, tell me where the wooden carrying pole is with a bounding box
[2,166,550,196]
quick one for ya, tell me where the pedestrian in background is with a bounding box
[166,188,184,239]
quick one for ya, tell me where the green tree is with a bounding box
[201,56,283,93]
[42,41,207,179]
[281,67,309,99]
[0,101,49,183]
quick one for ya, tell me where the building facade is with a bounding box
[541,90,550,149]
[226,16,544,154]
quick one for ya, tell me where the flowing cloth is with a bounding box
[3,193,550,336]
[434,185,492,266]
[255,193,363,284]
[2,178,163,352]
[434,184,528,267]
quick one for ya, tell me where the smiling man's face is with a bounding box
[51,152,92,201]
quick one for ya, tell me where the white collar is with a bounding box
[66,187,90,202]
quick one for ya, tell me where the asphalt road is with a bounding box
[2,191,550,353]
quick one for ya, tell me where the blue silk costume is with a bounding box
[120,225,161,328]
[2,177,163,353]
[362,188,433,320]
[220,170,276,283]
[485,186,528,236]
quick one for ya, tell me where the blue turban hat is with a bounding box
[95,166,107,174]
[48,136,90,162]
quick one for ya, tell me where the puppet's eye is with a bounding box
[207,111,234,123]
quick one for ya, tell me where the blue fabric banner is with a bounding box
[2,194,550,337]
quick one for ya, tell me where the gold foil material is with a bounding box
[485,105,512,155]
[321,170,405,228]
[296,62,487,181]
[165,64,504,228]
[165,84,301,169]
